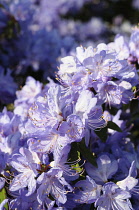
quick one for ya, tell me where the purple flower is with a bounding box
[74,176,101,204]
[37,169,73,205]
[85,155,118,184]
[108,35,129,60]
[8,0,35,21]
[95,182,132,210]
[0,67,17,104]
[28,84,67,130]
[59,44,123,84]
[15,76,42,104]
[9,147,40,196]
[75,90,106,130]
[0,199,8,210]
[34,0,89,29]
[0,108,20,137]
[27,128,72,157]
[0,177,5,190]
[117,161,139,195]
[117,63,139,86]
[9,189,46,210]
[0,107,22,156]
[0,132,21,156]
[14,76,42,120]
[52,144,80,181]
[129,28,139,63]
[59,114,84,141]
[0,151,6,174]
[95,80,133,106]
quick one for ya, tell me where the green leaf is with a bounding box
[108,106,118,116]
[95,126,108,142]
[0,188,8,210]
[107,121,122,132]
[6,103,14,112]
[130,99,139,115]
[95,121,122,142]
[68,142,80,162]
[77,139,97,167]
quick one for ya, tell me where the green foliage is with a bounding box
[0,188,8,210]
[107,121,122,132]
[95,121,122,142]
[130,99,139,115]
[77,139,97,167]
[95,126,108,142]
[6,103,14,112]
[68,142,80,162]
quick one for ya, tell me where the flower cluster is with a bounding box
[0,36,139,209]
[0,1,139,210]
